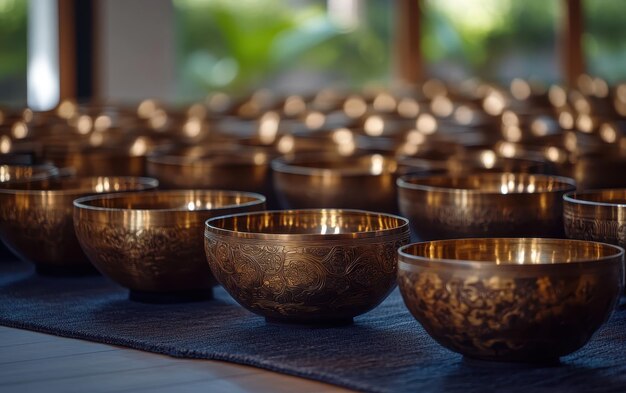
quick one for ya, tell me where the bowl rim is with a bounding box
[398,237,625,269]
[0,176,159,195]
[0,163,60,183]
[205,208,409,240]
[271,153,397,177]
[563,188,626,208]
[397,172,576,195]
[73,189,267,213]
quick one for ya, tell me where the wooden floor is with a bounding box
[0,326,352,393]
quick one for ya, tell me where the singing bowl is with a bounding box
[398,238,624,362]
[564,189,626,249]
[0,176,158,274]
[44,145,147,177]
[397,173,576,240]
[272,154,398,213]
[146,147,271,195]
[205,209,410,324]
[0,164,59,184]
[74,190,266,301]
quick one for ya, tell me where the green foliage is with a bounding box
[174,0,389,98]
[0,0,27,78]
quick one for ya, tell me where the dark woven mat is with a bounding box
[1,258,626,393]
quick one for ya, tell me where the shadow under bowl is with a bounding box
[74,190,266,301]
[0,176,158,274]
[398,237,624,362]
[397,172,576,241]
[205,209,410,324]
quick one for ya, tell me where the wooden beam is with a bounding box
[562,0,585,86]
[58,0,76,100]
[395,0,423,85]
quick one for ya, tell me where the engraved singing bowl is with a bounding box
[564,189,626,250]
[0,176,158,275]
[272,154,398,213]
[204,209,411,324]
[44,145,147,177]
[0,164,59,185]
[398,238,624,362]
[397,173,576,241]
[146,146,271,194]
[74,190,266,302]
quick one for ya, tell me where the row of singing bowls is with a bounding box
[74,190,266,301]
[0,176,158,274]
[564,189,626,250]
[398,173,577,240]
[205,209,411,324]
[272,153,398,213]
[398,238,624,362]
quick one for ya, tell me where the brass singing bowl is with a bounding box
[564,189,626,249]
[205,209,410,324]
[398,238,624,362]
[397,173,576,240]
[146,146,271,194]
[0,176,158,274]
[0,164,59,185]
[74,190,266,301]
[44,145,147,177]
[272,154,398,213]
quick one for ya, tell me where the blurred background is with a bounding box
[1,0,625,107]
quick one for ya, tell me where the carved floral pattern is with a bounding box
[398,267,620,360]
[205,232,410,321]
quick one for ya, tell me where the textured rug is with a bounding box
[1,258,626,393]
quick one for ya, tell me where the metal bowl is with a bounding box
[398,238,624,362]
[146,146,272,195]
[74,190,266,302]
[0,164,59,185]
[564,189,626,249]
[272,153,398,213]
[0,176,158,274]
[397,172,576,240]
[205,209,410,325]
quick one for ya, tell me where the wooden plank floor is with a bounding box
[0,326,353,393]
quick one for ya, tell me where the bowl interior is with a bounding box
[150,148,269,167]
[400,173,574,194]
[208,210,406,237]
[566,189,626,205]
[77,190,264,211]
[401,238,622,266]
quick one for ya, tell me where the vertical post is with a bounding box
[562,0,584,86]
[395,0,423,86]
[58,0,76,100]
[27,0,60,110]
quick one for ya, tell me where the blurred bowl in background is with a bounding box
[398,238,624,362]
[272,153,398,212]
[397,172,576,240]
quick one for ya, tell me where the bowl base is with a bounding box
[462,356,561,368]
[129,288,214,304]
[264,316,354,327]
[35,263,100,277]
